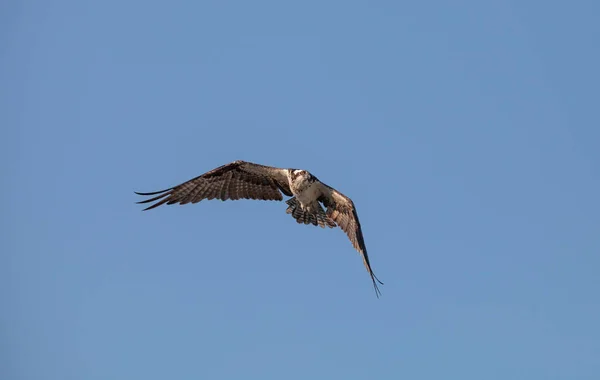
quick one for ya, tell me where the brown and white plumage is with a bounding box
[135,161,292,210]
[318,185,384,297]
[135,160,383,297]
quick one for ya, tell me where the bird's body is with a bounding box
[135,160,383,297]
[289,170,321,212]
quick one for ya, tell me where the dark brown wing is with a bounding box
[135,160,292,211]
[319,185,383,297]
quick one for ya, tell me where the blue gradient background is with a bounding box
[2,1,599,379]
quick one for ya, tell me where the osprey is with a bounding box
[135,160,383,297]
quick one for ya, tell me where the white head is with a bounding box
[291,169,308,179]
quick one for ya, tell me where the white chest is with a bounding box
[295,182,321,206]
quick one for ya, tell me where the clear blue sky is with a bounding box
[2,1,599,379]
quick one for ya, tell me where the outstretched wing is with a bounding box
[319,185,384,297]
[135,160,292,211]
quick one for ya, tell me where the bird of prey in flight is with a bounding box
[135,160,383,297]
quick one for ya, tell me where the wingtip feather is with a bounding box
[134,188,172,196]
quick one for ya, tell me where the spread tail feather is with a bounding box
[285,198,336,228]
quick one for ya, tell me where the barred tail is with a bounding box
[285,198,336,228]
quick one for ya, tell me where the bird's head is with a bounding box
[291,169,308,180]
